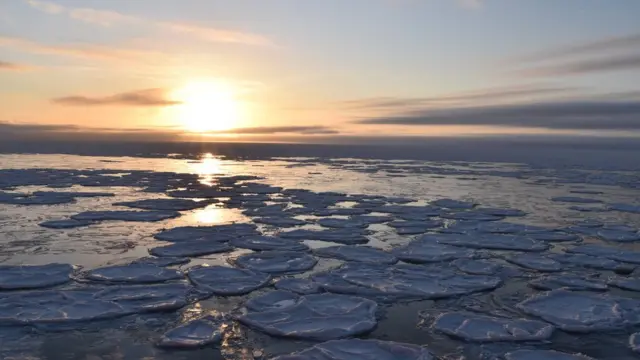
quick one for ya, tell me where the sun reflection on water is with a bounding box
[193,205,224,224]
[190,153,224,186]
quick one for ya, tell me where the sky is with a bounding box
[1,0,640,142]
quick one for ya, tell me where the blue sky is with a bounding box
[1,0,640,141]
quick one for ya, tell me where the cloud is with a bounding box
[339,84,581,111]
[0,60,32,71]
[52,88,180,107]
[520,53,640,77]
[0,35,161,62]
[24,0,272,46]
[209,126,338,135]
[516,33,640,63]
[356,100,640,130]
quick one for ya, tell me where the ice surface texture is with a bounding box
[154,224,258,242]
[274,278,322,294]
[517,290,640,332]
[157,315,227,349]
[238,293,377,340]
[0,263,73,290]
[245,290,299,312]
[0,283,191,325]
[72,210,181,222]
[272,339,434,360]
[422,234,549,252]
[505,350,595,360]
[393,242,476,263]
[314,245,398,264]
[85,263,183,284]
[187,266,271,295]
[433,312,554,342]
[280,229,369,245]
[114,198,210,211]
[149,241,233,257]
[39,219,94,229]
[233,251,317,275]
[230,236,309,252]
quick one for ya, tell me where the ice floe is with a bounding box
[314,245,398,264]
[275,278,322,294]
[230,236,309,252]
[440,211,504,222]
[39,219,94,229]
[114,198,210,211]
[529,232,579,242]
[317,218,371,229]
[254,217,307,227]
[245,290,299,312]
[280,229,369,245]
[431,199,476,209]
[552,253,636,272]
[529,275,607,291]
[433,312,554,342]
[504,350,595,360]
[72,210,181,222]
[423,234,550,252]
[0,263,74,290]
[187,266,271,296]
[313,208,371,216]
[630,333,640,353]
[149,241,233,258]
[609,203,640,214]
[132,257,190,267]
[157,314,227,349]
[312,263,501,301]
[597,229,640,242]
[392,242,476,263]
[452,259,501,275]
[154,224,257,242]
[476,207,526,217]
[233,251,317,275]
[517,290,640,332]
[0,283,191,325]
[0,191,75,205]
[85,263,183,284]
[551,196,602,204]
[505,254,563,272]
[607,277,640,292]
[272,339,434,360]
[238,293,377,340]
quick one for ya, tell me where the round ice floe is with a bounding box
[505,350,595,360]
[431,199,476,209]
[440,212,504,222]
[393,242,475,264]
[272,339,434,360]
[551,253,635,273]
[425,234,550,252]
[551,196,602,204]
[529,275,607,291]
[505,254,563,272]
[274,278,322,294]
[245,290,299,312]
[34,191,115,198]
[433,312,554,342]
[231,236,309,252]
[476,207,526,217]
[154,224,257,242]
[132,257,190,267]
[609,203,640,214]
[187,266,271,296]
[0,283,191,325]
[114,198,209,211]
[312,263,501,301]
[71,210,181,222]
[149,241,233,258]
[566,244,640,264]
[597,229,640,242]
[238,293,377,340]
[0,191,76,205]
[317,218,370,229]
[517,290,640,332]
[157,314,227,349]
[631,333,640,353]
[375,205,441,216]
[85,263,183,284]
[243,204,287,217]
[314,245,398,265]
[280,229,369,245]
[574,220,603,228]
[233,251,317,275]
[529,232,579,242]
[313,208,371,216]
[254,217,307,227]
[39,219,93,229]
[388,220,443,229]
[608,277,640,292]
[452,259,501,275]
[569,205,609,212]
[0,263,74,290]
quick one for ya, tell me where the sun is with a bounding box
[172,80,240,132]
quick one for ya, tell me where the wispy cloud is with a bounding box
[356,100,640,130]
[339,84,581,112]
[0,35,161,62]
[0,60,32,71]
[25,0,272,46]
[520,53,640,77]
[52,88,180,107]
[512,32,640,77]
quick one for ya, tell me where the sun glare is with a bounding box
[172,80,240,132]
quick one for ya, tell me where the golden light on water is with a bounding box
[190,152,223,185]
[172,80,240,132]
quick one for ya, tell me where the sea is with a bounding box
[0,138,639,360]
